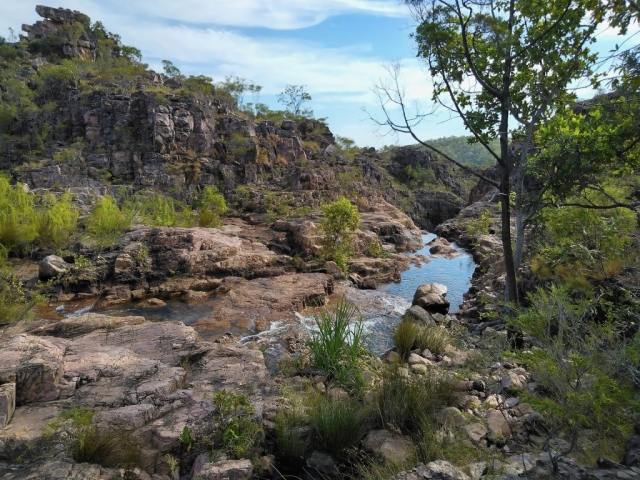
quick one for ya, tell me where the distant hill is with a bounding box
[427,136,498,167]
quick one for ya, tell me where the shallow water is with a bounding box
[380,233,477,311]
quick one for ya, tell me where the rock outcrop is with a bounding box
[0,313,275,477]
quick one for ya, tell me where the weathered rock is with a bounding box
[404,305,435,326]
[408,353,433,368]
[327,388,349,403]
[464,423,488,444]
[362,429,415,463]
[388,461,471,480]
[1,459,120,479]
[196,273,331,336]
[0,335,67,404]
[39,255,71,281]
[0,382,16,426]
[306,451,340,477]
[413,283,448,302]
[0,315,274,477]
[436,407,466,428]
[192,458,253,480]
[31,313,147,338]
[486,409,511,441]
[414,293,451,315]
[428,238,460,258]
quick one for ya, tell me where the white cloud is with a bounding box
[0,0,406,33]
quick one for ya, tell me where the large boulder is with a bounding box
[412,283,450,315]
[39,255,71,281]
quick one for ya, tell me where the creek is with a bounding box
[48,233,476,359]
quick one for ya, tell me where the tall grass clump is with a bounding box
[415,325,451,356]
[197,186,227,227]
[309,394,369,459]
[394,320,419,361]
[274,395,309,469]
[44,408,140,468]
[376,366,458,435]
[307,296,367,392]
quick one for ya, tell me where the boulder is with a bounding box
[306,451,340,477]
[362,429,415,463]
[413,283,448,302]
[404,305,435,326]
[414,293,450,315]
[0,335,67,404]
[436,407,466,428]
[464,423,488,444]
[486,409,511,441]
[39,255,71,281]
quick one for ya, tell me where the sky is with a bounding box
[0,1,638,147]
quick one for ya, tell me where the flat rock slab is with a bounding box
[196,273,331,335]
[363,429,415,464]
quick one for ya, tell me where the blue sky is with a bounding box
[1,1,638,147]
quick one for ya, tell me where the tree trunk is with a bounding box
[500,166,519,305]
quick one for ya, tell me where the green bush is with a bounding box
[141,194,176,227]
[508,285,639,466]
[208,390,264,460]
[37,192,79,249]
[0,175,39,249]
[307,297,367,393]
[275,404,309,468]
[85,195,131,245]
[197,186,227,227]
[0,269,43,326]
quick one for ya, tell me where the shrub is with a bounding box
[141,194,176,227]
[307,297,367,393]
[508,285,639,468]
[208,390,264,460]
[0,270,42,326]
[0,175,39,250]
[37,191,79,249]
[309,394,369,459]
[197,186,227,227]
[274,401,309,468]
[321,197,360,276]
[85,195,131,245]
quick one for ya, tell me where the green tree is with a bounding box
[321,197,360,275]
[161,60,181,78]
[277,85,312,117]
[372,0,629,303]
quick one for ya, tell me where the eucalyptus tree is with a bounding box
[373,0,614,304]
